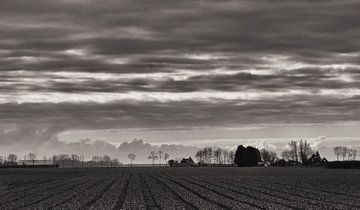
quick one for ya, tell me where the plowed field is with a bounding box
[0,167,359,209]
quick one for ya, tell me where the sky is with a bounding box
[1,0,360,160]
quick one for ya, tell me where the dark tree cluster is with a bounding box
[234,145,261,167]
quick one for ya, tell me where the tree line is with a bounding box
[333,146,358,161]
[1,142,358,168]
[194,147,235,165]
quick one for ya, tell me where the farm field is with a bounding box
[0,167,359,209]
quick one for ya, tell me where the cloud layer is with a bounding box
[1,0,360,132]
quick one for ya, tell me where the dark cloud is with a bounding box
[0,0,360,136]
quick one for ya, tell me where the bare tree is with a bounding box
[214,148,222,165]
[158,150,163,166]
[204,147,213,164]
[348,149,358,160]
[112,158,120,167]
[352,149,358,160]
[103,155,111,167]
[52,155,58,165]
[228,151,235,164]
[128,153,136,167]
[299,140,313,164]
[195,150,205,164]
[288,141,298,162]
[281,150,292,161]
[28,153,37,166]
[341,147,348,161]
[58,154,70,168]
[222,150,229,165]
[260,149,277,165]
[71,154,80,168]
[148,151,158,167]
[7,154,17,165]
[92,156,102,167]
[80,155,84,168]
[333,146,342,161]
[0,156,4,165]
[164,153,170,167]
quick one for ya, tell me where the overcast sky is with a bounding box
[1,0,360,149]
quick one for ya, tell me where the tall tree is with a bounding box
[103,155,111,167]
[7,154,17,165]
[350,149,358,160]
[128,153,136,167]
[28,153,37,166]
[341,147,348,161]
[235,145,261,167]
[164,153,170,167]
[222,150,229,165]
[80,155,84,168]
[195,150,205,164]
[71,154,80,168]
[59,154,70,168]
[281,150,292,161]
[228,151,235,164]
[214,148,222,164]
[148,151,158,167]
[288,141,298,162]
[299,140,313,165]
[260,149,277,165]
[204,147,213,164]
[157,150,163,166]
[333,146,342,161]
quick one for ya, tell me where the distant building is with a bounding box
[168,157,196,167]
[180,157,195,166]
[18,160,54,165]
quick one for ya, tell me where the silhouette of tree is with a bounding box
[341,147,348,161]
[128,153,136,167]
[214,148,222,165]
[228,151,235,164]
[148,151,158,167]
[92,156,101,167]
[234,145,261,167]
[158,150,163,166]
[0,156,4,165]
[80,155,84,168]
[58,154,70,168]
[103,155,111,167]
[333,146,342,161]
[281,150,292,161]
[164,153,170,167]
[288,141,299,162]
[299,140,313,165]
[222,150,229,165]
[7,154,17,165]
[195,150,205,164]
[205,147,213,164]
[52,155,57,165]
[350,149,358,160]
[260,149,277,165]
[28,152,37,166]
[71,154,80,168]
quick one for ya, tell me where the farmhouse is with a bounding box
[180,157,195,166]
